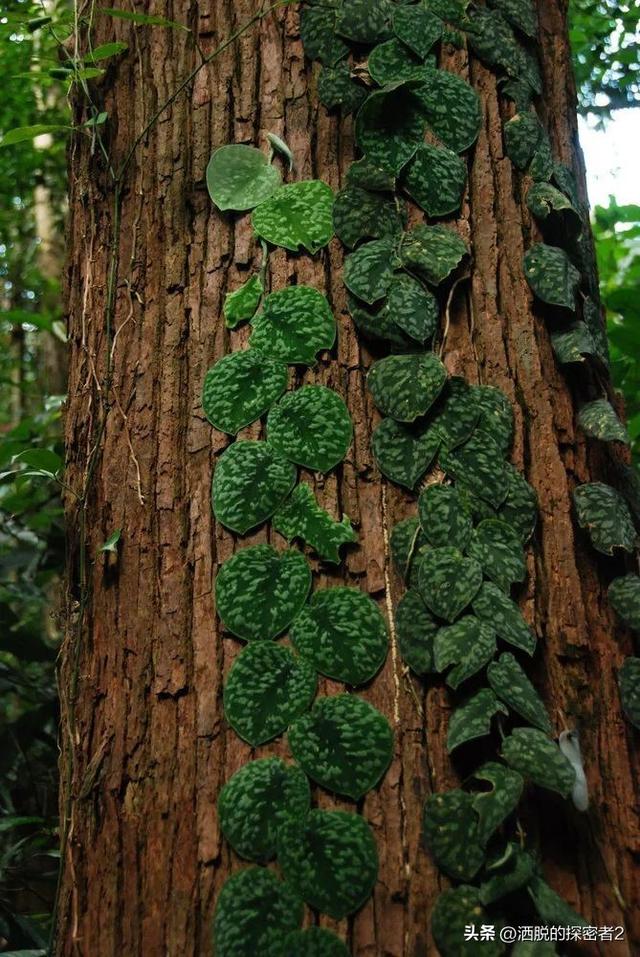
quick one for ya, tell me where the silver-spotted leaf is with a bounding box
[529,134,555,181]
[252,181,335,254]
[524,243,580,311]
[202,351,287,434]
[372,417,440,489]
[498,464,538,543]
[526,181,581,233]
[368,38,429,86]
[224,274,263,328]
[250,286,336,365]
[609,575,640,632]
[431,886,505,957]
[480,843,537,906]
[288,693,393,800]
[488,652,551,732]
[414,69,482,153]
[424,0,469,25]
[215,544,311,641]
[573,481,637,555]
[399,224,468,286]
[583,295,610,365]
[440,432,510,507]
[473,384,514,455]
[387,273,439,342]
[390,516,429,583]
[212,867,303,957]
[488,0,536,37]
[447,689,507,753]
[502,728,575,797]
[267,386,353,473]
[619,657,640,729]
[355,82,427,174]
[401,142,467,218]
[333,186,405,248]
[430,377,481,450]
[468,518,526,592]
[393,3,443,57]
[300,5,349,66]
[577,398,629,444]
[217,758,310,861]
[346,157,396,193]
[278,810,378,919]
[212,440,296,534]
[419,484,473,551]
[504,111,542,170]
[395,588,438,674]
[291,587,387,685]
[466,7,525,77]
[283,927,350,957]
[335,0,391,43]
[224,642,316,746]
[343,238,400,304]
[348,290,422,349]
[433,614,497,688]
[550,322,597,364]
[368,352,447,421]
[423,790,485,881]
[318,63,367,114]
[274,483,357,564]
[472,581,536,655]
[472,761,524,844]
[207,144,281,211]
[528,876,587,928]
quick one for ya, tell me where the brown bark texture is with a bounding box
[59,1,640,955]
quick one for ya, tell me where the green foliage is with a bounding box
[399,224,468,285]
[201,351,287,434]
[422,790,485,881]
[468,518,526,592]
[502,728,576,796]
[273,483,357,563]
[573,481,637,554]
[372,418,439,489]
[206,145,281,211]
[447,689,507,752]
[433,615,497,688]
[419,485,473,551]
[252,181,335,253]
[569,0,639,118]
[523,243,581,310]
[266,386,353,473]
[472,581,536,654]
[223,275,263,327]
[488,652,552,732]
[439,432,510,507]
[608,574,640,632]
[431,886,504,957]
[212,867,303,957]
[395,589,438,674]
[419,546,483,622]
[577,398,629,443]
[250,286,336,365]
[333,186,405,248]
[472,762,524,844]
[401,143,467,218]
[211,440,297,534]
[393,4,443,58]
[618,657,640,729]
[283,927,350,957]
[367,353,447,421]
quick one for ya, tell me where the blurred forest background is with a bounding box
[0,0,637,951]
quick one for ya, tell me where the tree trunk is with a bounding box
[59,2,639,955]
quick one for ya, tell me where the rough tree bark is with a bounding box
[59,1,639,955]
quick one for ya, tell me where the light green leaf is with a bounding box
[372,417,440,489]
[273,483,357,563]
[488,652,551,732]
[423,790,485,881]
[223,275,263,328]
[395,588,438,674]
[419,484,473,551]
[288,693,393,800]
[266,132,294,171]
[291,587,387,685]
[217,758,310,861]
[250,286,336,365]
[523,243,580,311]
[401,142,467,217]
[267,386,353,472]
[215,544,311,641]
[368,353,447,422]
[447,689,507,752]
[101,8,189,29]
[100,528,122,553]
[433,614,496,688]
[573,482,637,555]
[211,440,296,534]
[278,810,378,919]
[14,448,62,474]
[223,642,316,746]
[206,144,281,211]
[86,41,128,61]
[202,351,287,434]
[609,575,640,633]
[333,186,405,249]
[419,547,483,622]
[502,728,575,797]
[472,761,524,844]
[212,867,303,957]
[472,580,536,655]
[0,124,71,147]
[619,657,640,729]
[577,399,629,444]
[252,181,335,254]
[399,224,468,285]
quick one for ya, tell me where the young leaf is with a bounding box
[273,483,357,564]
[223,275,263,328]
[0,124,72,147]
[213,867,303,957]
[86,41,128,61]
[206,144,281,212]
[201,351,287,434]
[266,386,353,473]
[100,528,122,553]
[252,180,335,254]
[102,8,189,28]
[211,440,296,534]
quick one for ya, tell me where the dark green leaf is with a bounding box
[430,377,480,450]
[472,580,536,655]
[399,224,468,285]
[335,0,392,44]
[431,886,505,957]
[267,386,352,473]
[619,657,640,729]
[250,286,336,365]
[343,238,400,303]
[480,843,536,905]
[368,38,429,86]
[504,111,542,170]
[526,182,581,232]
[573,482,637,555]
[550,322,597,364]
[472,762,524,844]
[440,433,510,508]
[14,448,62,473]
[283,927,350,957]
[608,575,640,633]
[206,145,281,211]
[252,181,335,254]
[468,518,526,592]
[498,464,538,544]
[418,484,472,551]
[212,867,303,957]
[502,728,575,797]
[372,418,440,489]
[274,484,357,563]
[102,8,188,29]
[433,614,496,688]
[528,876,587,927]
[523,243,580,311]
[355,82,427,174]
[577,399,629,444]
[202,351,288,434]
[211,440,296,534]
[348,293,415,347]
[318,63,367,114]
[487,0,536,36]
[333,186,405,248]
[401,142,467,217]
[300,5,350,66]
[473,384,514,455]
[386,273,439,342]
[346,158,396,193]
[447,688,507,752]
[414,69,481,153]
[393,4,443,57]
[395,588,438,674]
[390,516,429,583]
[423,790,485,880]
[368,353,447,421]
[488,652,551,732]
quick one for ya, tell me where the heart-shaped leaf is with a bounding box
[346,157,396,193]
[488,0,537,37]
[577,399,629,444]
[283,928,350,957]
[471,761,524,844]
[526,182,581,233]
[348,293,415,348]
[401,142,467,217]
[466,7,523,77]
[414,69,482,153]
[274,483,357,564]
[224,642,316,746]
[419,484,473,551]
[473,384,514,455]
[267,386,353,472]
[429,376,481,450]
[573,481,636,555]
[372,417,440,489]
[318,63,367,114]
[498,464,538,543]
[447,689,507,752]
[395,588,438,674]
[419,547,483,622]
[300,4,350,66]
[550,322,597,364]
[224,274,263,328]
[202,351,288,434]
[422,790,485,880]
[291,587,388,685]
[212,440,296,534]
[608,574,640,633]
[393,4,443,57]
[368,38,429,86]
[288,693,393,800]
[333,186,405,248]
[431,886,504,957]
[390,516,429,584]
[250,286,336,365]
[368,353,447,421]
[472,581,536,655]
[433,615,497,688]
[387,273,439,342]
[215,544,311,641]
[355,82,427,174]
[524,243,580,311]
[440,432,510,507]
[399,224,468,286]
[277,810,378,919]
[468,518,526,592]
[503,112,542,170]
[335,0,391,43]
[213,867,303,957]
[207,144,281,211]
[343,238,400,303]
[619,657,640,729]
[488,652,551,732]
[217,758,310,861]
[480,843,537,906]
[252,180,335,254]
[502,728,575,797]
